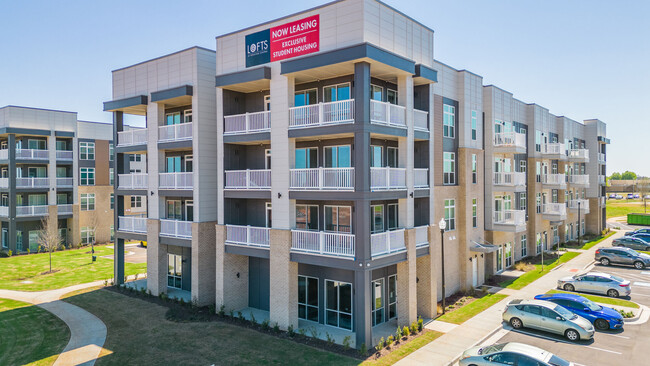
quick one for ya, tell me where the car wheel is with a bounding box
[607,289,620,298]
[634,261,645,269]
[564,284,575,292]
[565,329,580,342]
[600,258,610,266]
[595,318,609,330]
[510,317,523,329]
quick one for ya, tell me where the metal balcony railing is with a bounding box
[414,168,429,188]
[16,205,49,217]
[542,203,567,217]
[159,219,192,238]
[494,132,526,149]
[493,172,526,187]
[118,173,148,190]
[542,174,567,187]
[370,100,406,128]
[226,225,270,248]
[568,149,589,161]
[567,174,589,186]
[118,129,148,146]
[224,111,271,134]
[542,143,566,156]
[225,169,271,190]
[118,216,148,233]
[289,167,354,191]
[371,229,406,257]
[16,177,50,188]
[291,229,355,258]
[493,210,526,226]
[289,100,354,129]
[158,122,192,142]
[415,225,429,247]
[159,172,193,190]
[370,167,406,191]
[413,109,429,131]
[56,150,73,160]
[58,204,73,215]
[16,149,49,160]
[568,199,590,214]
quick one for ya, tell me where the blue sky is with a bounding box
[0,0,648,175]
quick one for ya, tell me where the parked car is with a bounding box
[534,293,624,330]
[502,299,594,341]
[645,195,650,200]
[612,236,650,251]
[616,194,624,199]
[558,271,631,298]
[631,234,650,245]
[460,342,574,366]
[609,193,617,199]
[625,228,650,236]
[634,194,640,199]
[596,246,650,269]
[627,193,635,199]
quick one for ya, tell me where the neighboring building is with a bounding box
[107,0,608,348]
[0,106,114,252]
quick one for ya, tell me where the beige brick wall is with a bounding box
[215,224,250,312]
[269,229,298,330]
[192,221,216,306]
[397,229,417,326]
[78,185,114,244]
[146,219,167,296]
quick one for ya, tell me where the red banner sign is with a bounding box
[270,15,320,62]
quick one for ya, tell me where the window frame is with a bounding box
[80,193,95,211]
[472,198,478,228]
[521,234,527,257]
[79,142,95,160]
[444,199,456,231]
[443,104,456,138]
[443,152,456,185]
[324,205,352,233]
[80,167,95,186]
[471,110,477,140]
[298,275,319,323]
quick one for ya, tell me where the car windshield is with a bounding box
[581,298,602,311]
[549,354,571,366]
[554,305,577,319]
[481,343,506,354]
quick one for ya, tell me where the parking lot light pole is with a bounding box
[578,201,581,249]
[439,218,447,315]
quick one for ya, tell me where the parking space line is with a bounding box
[640,271,650,275]
[633,281,650,287]
[600,333,630,339]
[585,345,622,355]
[631,292,650,297]
[510,329,622,355]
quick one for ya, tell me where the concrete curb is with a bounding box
[623,304,649,324]
[447,324,503,366]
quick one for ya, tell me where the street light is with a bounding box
[439,217,447,315]
[577,201,581,250]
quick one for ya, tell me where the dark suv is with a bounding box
[596,247,650,269]
[612,236,650,251]
[625,228,650,236]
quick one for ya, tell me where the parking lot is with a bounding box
[490,261,650,366]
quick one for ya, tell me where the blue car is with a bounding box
[534,293,624,330]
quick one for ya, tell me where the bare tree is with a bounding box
[87,209,101,262]
[37,215,61,274]
[639,178,650,214]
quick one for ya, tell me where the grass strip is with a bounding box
[436,293,508,325]
[500,252,581,290]
[546,289,639,309]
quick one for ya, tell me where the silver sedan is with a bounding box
[460,342,574,366]
[502,299,594,341]
[557,271,631,298]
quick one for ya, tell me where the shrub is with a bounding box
[273,322,280,333]
[395,326,403,341]
[410,321,418,335]
[402,326,410,337]
[250,311,257,325]
[237,311,243,321]
[358,343,367,356]
[617,309,634,318]
[261,319,270,331]
[103,279,108,286]
[309,326,321,339]
[27,248,31,254]
[417,316,424,332]
[326,332,335,346]
[208,304,215,314]
[386,335,394,348]
[287,324,295,337]
[342,335,351,351]
[375,337,385,352]
[218,305,225,317]
[298,328,307,337]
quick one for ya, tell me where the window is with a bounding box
[79,142,95,160]
[370,145,383,168]
[521,235,527,257]
[28,166,46,178]
[109,168,114,185]
[519,193,527,212]
[294,89,317,106]
[443,152,455,185]
[295,147,317,169]
[16,231,22,252]
[387,203,398,230]
[444,199,455,231]
[323,83,350,102]
[472,199,478,228]
[536,233,542,254]
[505,243,512,267]
[81,227,95,245]
[81,193,95,211]
[56,140,67,151]
[29,230,40,252]
[387,89,398,104]
[497,246,503,272]
[471,110,477,140]
[109,143,114,161]
[371,205,384,233]
[387,147,398,168]
[324,206,351,233]
[296,205,318,230]
[371,85,383,101]
[519,160,526,173]
[372,278,385,326]
[487,352,517,365]
[165,112,181,125]
[28,194,46,206]
[325,280,352,330]
[183,109,192,123]
[535,130,542,152]
[129,154,142,162]
[110,193,114,210]
[166,200,183,220]
[167,253,182,288]
[443,104,455,138]
[1,228,6,248]
[80,168,95,185]
[323,145,351,168]
[110,225,114,242]
[28,139,46,150]
[536,193,542,214]
[535,162,541,182]
[131,196,143,208]
[298,276,319,322]
[388,275,397,319]
[472,154,477,184]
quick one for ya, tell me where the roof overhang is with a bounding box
[216,66,272,93]
[470,240,499,253]
[598,136,610,144]
[103,95,148,116]
[414,64,438,85]
[150,85,193,107]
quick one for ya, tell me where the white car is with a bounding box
[460,342,573,366]
[558,272,631,298]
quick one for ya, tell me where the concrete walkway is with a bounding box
[398,229,625,366]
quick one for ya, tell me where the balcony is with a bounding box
[225,170,271,190]
[16,149,49,160]
[370,167,406,191]
[158,122,192,143]
[415,225,429,247]
[16,205,49,217]
[599,175,606,185]
[289,168,354,191]
[413,109,429,131]
[493,132,526,152]
[371,229,406,257]
[56,150,73,160]
[567,174,589,187]
[0,150,6,160]
[225,224,270,248]
[541,143,566,158]
[568,149,589,162]
[370,100,406,128]
[118,216,147,234]
[598,153,606,164]
[568,199,590,214]
[414,168,429,189]
[289,100,354,129]
[493,210,526,227]
[224,111,270,135]
[118,129,148,147]
[159,172,193,190]
[542,203,567,220]
[493,172,526,190]
[17,177,50,188]
[56,177,74,188]
[542,174,567,188]
[118,173,148,190]
[58,204,73,215]
[159,219,192,239]
[290,229,355,258]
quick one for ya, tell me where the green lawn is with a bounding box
[607,200,649,219]
[436,294,508,325]
[546,289,639,309]
[0,298,70,366]
[0,245,146,291]
[581,231,616,250]
[63,289,358,365]
[499,252,581,290]
[361,331,443,366]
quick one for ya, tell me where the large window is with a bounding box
[296,205,318,230]
[16,231,22,252]
[81,193,95,211]
[326,280,352,330]
[165,112,181,125]
[29,230,40,252]
[28,139,46,150]
[1,228,6,248]
[81,227,95,245]
[109,168,114,185]
[109,143,114,161]
[166,200,183,220]
[324,83,350,102]
[521,235,527,257]
[443,104,455,138]
[371,85,383,101]
[387,203,398,230]
[387,147,398,168]
[444,199,455,231]
[295,147,318,169]
[371,205,384,233]
[80,168,95,185]
[536,233,542,254]
[388,275,397,319]
[505,243,512,267]
[324,206,351,233]
[520,193,527,212]
[471,110,477,140]
[79,142,95,160]
[536,193,542,214]
[535,130,542,152]
[370,145,383,168]
[372,278,385,326]
[167,253,182,289]
[294,89,317,106]
[324,145,351,168]
[443,152,455,185]
[472,199,478,228]
[387,89,397,104]
[519,160,526,173]
[472,154,477,184]
[298,276,319,322]
[131,196,143,208]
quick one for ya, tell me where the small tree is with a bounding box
[87,210,101,262]
[639,178,650,213]
[37,216,61,273]
[621,171,637,180]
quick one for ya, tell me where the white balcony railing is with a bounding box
[0,178,7,188]
[224,111,271,134]
[160,219,192,239]
[371,229,406,257]
[370,100,406,128]
[225,169,271,190]
[598,153,606,163]
[543,203,567,217]
[16,205,49,217]
[118,216,147,233]
[291,229,355,258]
[159,172,193,190]
[118,129,148,146]
[16,177,50,188]
[415,225,429,247]
[0,150,7,160]
[567,174,589,186]
[542,143,566,156]
[56,177,74,187]
[158,122,192,142]
[493,210,526,226]
[289,167,354,191]
[371,167,406,191]
[226,225,270,248]
[118,173,148,190]
[599,175,606,185]
[0,206,7,216]
[16,149,48,160]
[289,99,354,129]
[413,109,429,131]
[56,150,73,160]
[568,199,590,214]
[414,168,429,188]
[494,132,526,149]
[568,149,589,161]
[58,204,73,215]
[542,174,567,186]
[493,172,526,187]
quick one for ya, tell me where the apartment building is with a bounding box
[107,0,607,348]
[0,106,114,253]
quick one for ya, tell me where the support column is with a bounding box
[215,224,249,311]
[147,104,163,220]
[146,218,166,295]
[191,221,216,306]
[353,62,371,263]
[397,229,417,326]
[48,134,57,206]
[113,111,125,284]
[269,229,297,330]
[216,87,225,225]
[8,134,16,252]
[354,269,372,348]
[398,75,414,228]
